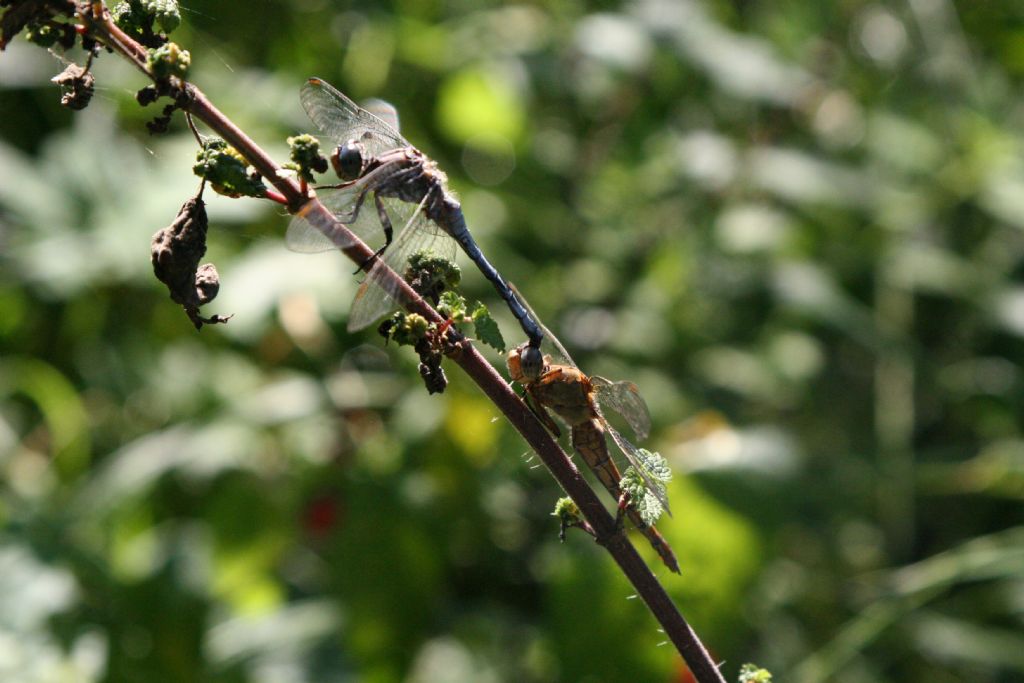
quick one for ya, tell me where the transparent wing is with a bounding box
[592,377,651,441]
[362,98,400,133]
[506,286,578,368]
[286,204,346,253]
[286,181,396,254]
[538,321,575,368]
[511,283,653,436]
[598,405,672,516]
[301,77,408,157]
[347,201,457,332]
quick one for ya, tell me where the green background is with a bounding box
[2,1,1024,681]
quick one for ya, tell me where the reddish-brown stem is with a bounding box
[263,188,289,205]
[449,345,723,681]
[71,4,726,681]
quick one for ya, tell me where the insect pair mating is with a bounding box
[288,78,675,572]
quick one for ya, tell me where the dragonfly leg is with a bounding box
[312,181,368,224]
[372,192,394,253]
[351,192,394,274]
[344,183,370,224]
[523,388,561,438]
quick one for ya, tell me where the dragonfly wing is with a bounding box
[301,78,409,157]
[504,285,576,366]
[286,183,391,254]
[592,377,652,441]
[318,182,394,241]
[286,203,344,253]
[597,402,672,516]
[514,287,652,436]
[347,200,457,332]
[362,98,400,133]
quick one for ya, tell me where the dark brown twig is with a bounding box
[71,4,725,680]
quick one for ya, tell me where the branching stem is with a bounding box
[70,3,725,681]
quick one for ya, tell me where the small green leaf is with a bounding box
[437,291,467,321]
[552,497,581,523]
[621,450,670,525]
[634,491,664,526]
[738,664,773,683]
[471,303,505,352]
[621,467,664,526]
[635,448,672,484]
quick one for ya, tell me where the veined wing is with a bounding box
[597,402,672,516]
[592,376,651,441]
[535,319,575,370]
[519,288,652,440]
[286,181,389,253]
[362,98,400,134]
[301,77,408,157]
[347,199,457,332]
[507,282,668,512]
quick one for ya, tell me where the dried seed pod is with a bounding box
[136,84,159,106]
[151,194,230,329]
[377,312,450,393]
[194,263,220,305]
[417,344,448,395]
[146,102,176,134]
[51,62,95,110]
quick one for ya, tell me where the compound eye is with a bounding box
[518,344,545,382]
[332,141,364,180]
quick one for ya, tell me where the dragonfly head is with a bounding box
[507,343,546,383]
[331,139,367,181]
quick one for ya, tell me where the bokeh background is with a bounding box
[2,0,1024,681]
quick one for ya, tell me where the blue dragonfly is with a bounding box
[287,77,543,365]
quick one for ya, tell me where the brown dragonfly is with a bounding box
[507,332,678,574]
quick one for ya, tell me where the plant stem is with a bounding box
[72,3,726,681]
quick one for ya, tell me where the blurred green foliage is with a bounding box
[2,1,1024,682]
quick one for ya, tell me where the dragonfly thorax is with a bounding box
[533,367,596,426]
[331,140,367,181]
